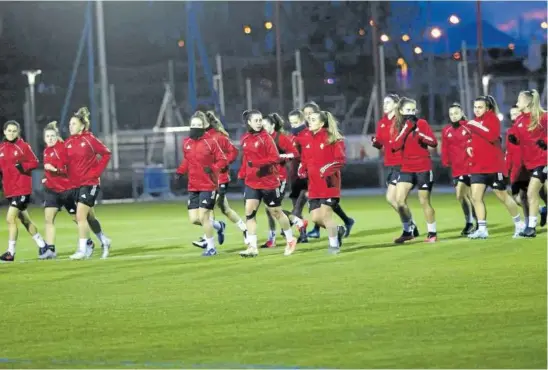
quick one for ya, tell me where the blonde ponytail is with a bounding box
[74,107,91,130]
[323,111,344,144]
[521,90,546,131]
[205,111,229,137]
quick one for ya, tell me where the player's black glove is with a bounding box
[371,136,382,149]
[536,139,547,150]
[15,163,25,174]
[220,166,229,173]
[507,134,519,145]
[247,161,253,168]
[204,167,213,174]
[325,175,336,188]
[256,165,271,178]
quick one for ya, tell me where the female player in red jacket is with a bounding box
[260,113,307,248]
[372,93,420,237]
[41,121,111,260]
[176,111,228,256]
[441,103,476,236]
[298,110,347,254]
[191,111,248,249]
[391,98,438,243]
[465,96,523,239]
[237,110,297,257]
[65,107,112,259]
[0,120,46,262]
[508,89,548,237]
[287,109,309,229]
[302,103,354,239]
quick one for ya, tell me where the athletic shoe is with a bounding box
[85,240,95,258]
[468,229,488,239]
[217,221,226,245]
[540,206,547,227]
[101,237,112,259]
[344,218,355,238]
[297,220,309,243]
[411,223,420,237]
[307,228,321,239]
[0,251,15,262]
[284,238,297,256]
[460,223,476,236]
[70,250,88,260]
[337,225,346,247]
[239,247,259,258]
[260,239,276,248]
[513,222,526,239]
[327,246,341,255]
[38,245,56,260]
[202,248,217,257]
[425,232,438,243]
[192,237,207,249]
[394,231,414,244]
[519,227,536,238]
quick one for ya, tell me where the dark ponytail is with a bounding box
[267,113,285,133]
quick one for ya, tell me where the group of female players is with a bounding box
[0,107,112,262]
[374,89,547,243]
[1,89,544,261]
[178,104,351,257]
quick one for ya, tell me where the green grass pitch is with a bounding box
[0,193,546,369]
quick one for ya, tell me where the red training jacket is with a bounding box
[65,131,111,187]
[287,126,310,182]
[271,131,299,182]
[176,135,228,192]
[505,123,527,183]
[464,110,505,174]
[510,112,548,170]
[373,114,402,166]
[393,119,437,173]
[0,138,39,198]
[205,128,238,185]
[43,141,73,193]
[299,128,346,199]
[237,129,280,190]
[441,120,472,177]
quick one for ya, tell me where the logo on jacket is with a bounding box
[320,143,325,149]
[13,151,18,156]
[81,142,86,147]
[255,142,259,148]
[50,152,54,157]
[186,145,191,150]
[67,144,72,148]
[447,133,452,138]
[381,124,385,128]
[462,129,467,136]
[305,144,310,149]
[0,153,3,157]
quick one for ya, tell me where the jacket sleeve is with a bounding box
[278,134,300,160]
[224,138,239,164]
[176,158,188,175]
[54,146,69,177]
[466,115,500,143]
[210,139,228,172]
[21,142,39,172]
[373,120,384,148]
[320,140,346,177]
[88,135,112,177]
[441,128,450,167]
[392,122,413,151]
[237,155,247,179]
[417,121,438,148]
[249,135,280,167]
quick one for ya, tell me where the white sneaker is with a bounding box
[84,241,95,258]
[284,239,297,256]
[468,229,489,239]
[513,222,526,238]
[239,247,258,258]
[70,250,88,260]
[101,237,111,259]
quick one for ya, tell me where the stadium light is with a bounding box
[449,15,460,25]
[380,34,389,42]
[177,40,185,48]
[358,28,365,36]
[414,46,423,54]
[542,21,548,29]
[402,34,410,42]
[243,25,252,34]
[430,27,442,39]
[264,21,273,30]
[397,57,405,66]
[508,43,515,50]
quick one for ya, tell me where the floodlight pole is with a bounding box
[21,69,41,150]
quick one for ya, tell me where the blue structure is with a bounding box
[140,166,174,201]
[60,1,97,133]
[185,2,221,116]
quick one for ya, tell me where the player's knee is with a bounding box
[310,212,322,224]
[246,209,257,221]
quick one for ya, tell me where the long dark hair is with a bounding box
[265,113,286,133]
[475,95,500,116]
[449,102,467,121]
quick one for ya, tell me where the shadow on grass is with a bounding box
[112,244,184,256]
[349,227,401,238]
